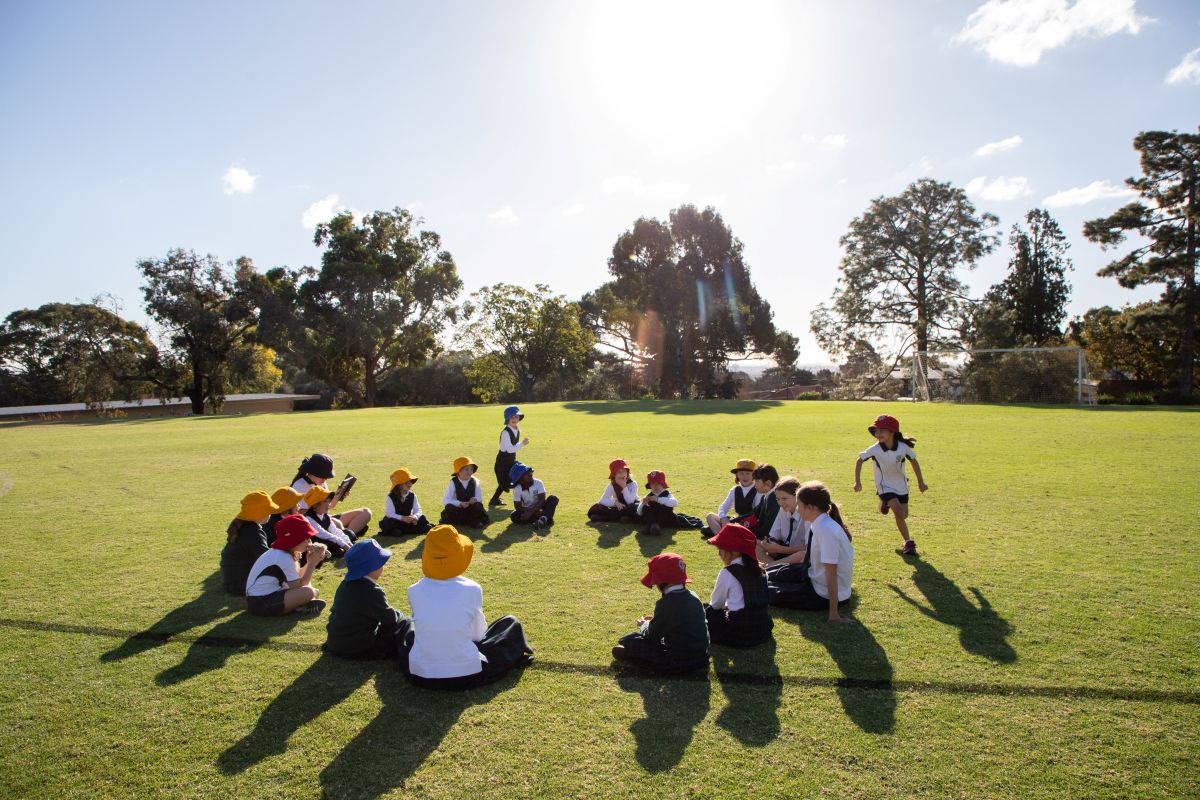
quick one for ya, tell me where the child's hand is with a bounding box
[828,612,853,624]
[853,482,862,493]
[639,615,653,624]
[459,501,470,508]
[521,437,530,446]
[918,481,929,492]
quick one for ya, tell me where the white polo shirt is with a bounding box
[766,508,808,548]
[709,556,747,612]
[512,478,546,508]
[806,513,854,602]
[245,549,300,597]
[407,576,488,679]
[859,442,917,495]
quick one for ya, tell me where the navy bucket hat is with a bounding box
[344,539,392,581]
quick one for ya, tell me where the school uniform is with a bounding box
[491,426,526,502]
[617,586,710,672]
[305,509,354,558]
[705,556,773,647]
[323,577,412,659]
[263,514,284,546]
[717,484,759,521]
[510,478,559,524]
[766,513,855,610]
[750,491,780,541]
[398,575,532,689]
[220,520,269,596]
[245,549,300,616]
[440,476,488,526]
[291,477,320,511]
[859,441,918,503]
[637,489,698,528]
[378,486,432,537]
[588,481,640,522]
[765,508,809,551]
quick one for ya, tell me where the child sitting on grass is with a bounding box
[705,523,773,647]
[303,485,356,559]
[611,553,710,673]
[440,457,489,528]
[587,459,639,523]
[703,458,759,535]
[507,461,559,529]
[636,470,703,535]
[221,490,282,595]
[264,486,304,545]
[323,540,412,660]
[378,467,433,537]
[756,476,808,567]
[749,463,780,540]
[244,515,329,617]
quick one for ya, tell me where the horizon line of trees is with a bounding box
[1,126,1195,411]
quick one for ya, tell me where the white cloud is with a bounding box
[488,206,520,224]
[799,133,848,150]
[404,201,425,214]
[916,156,934,173]
[302,194,347,228]
[966,175,1034,201]
[975,134,1024,156]
[562,203,585,217]
[766,161,801,174]
[601,175,691,199]
[1166,47,1200,85]
[956,0,1148,66]
[222,165,257,195]
[1042,179,1136,207]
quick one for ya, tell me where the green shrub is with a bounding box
[1123,392,1155,405]
[796,391,823,400]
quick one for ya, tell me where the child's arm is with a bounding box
[909,457,928,492]
[293,543,326,586]
[408,495,421,522]
[826,563,850,623]
[717,488,736,519]
[854,458,864,492]
[657,494,678,508]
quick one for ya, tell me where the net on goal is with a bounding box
[912,347,1091,405]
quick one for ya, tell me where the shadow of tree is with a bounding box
[99,571,240,663]
[154,611,304,686]
[779,603,896,734]
[615,669,712,772]
[712,639,782,747]
[889,558,1016,664]
[563,400,783,416]
[318,667,519,798]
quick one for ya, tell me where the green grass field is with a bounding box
[0,400,1197,799]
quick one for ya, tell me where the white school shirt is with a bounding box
[291,476,325,511]
[497,426,527,454]
[637,489,678,515]
[512,478,546,508]
[859,442,917,496]
[384,491,422,520]
[245,549,300,597]
[709,555,747,612]
[442,477,483,505]
[766,508,808,548]
[806,513,854,602]
[407,575,488,679]
[306,514,353,550]
[717,483,756,518]
[597,482,639,508]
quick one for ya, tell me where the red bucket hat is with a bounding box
[707,523,758,559]
[868,414,900,435]
[640,553,691,587]
[644,470,669,489]
[608,458,630,479]
[270,514,317,551]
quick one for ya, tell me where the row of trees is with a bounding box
[811,127,1198,401]
[0,206,798,412]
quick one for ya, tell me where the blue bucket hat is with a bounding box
[508,461,533,484]
[344,539,392,581]
[503,405,524,423]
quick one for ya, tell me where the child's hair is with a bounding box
[753,463,780,485]
[796,480,852,541]
[731,550,764,577]
[879,429,917,449]
[775,476,801,497]
[226,518,242,544]
[291,456,313,485]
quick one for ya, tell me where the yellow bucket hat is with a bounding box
[423,525,474,580]
[390,467,418,488]
[451,456,478,476]
[304,484,334,506]
[730,458,758,474]
[238,490,282,521]
[270,486,304,511]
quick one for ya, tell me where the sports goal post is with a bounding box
[911,346,1093,405]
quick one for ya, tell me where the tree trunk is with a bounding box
[363,359,377,407]
[189,357,205,415]
[1180,173,1197,398]
[915,265,929,354]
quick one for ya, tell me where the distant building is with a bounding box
[0,393,322,423]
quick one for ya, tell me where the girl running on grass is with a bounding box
[854,414,928,555]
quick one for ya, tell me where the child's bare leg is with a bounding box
[337,508,372,534]
[283,586,318,613]
[705,513,723,532]
[889,499,911,541]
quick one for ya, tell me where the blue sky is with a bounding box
[1,0,1197,364]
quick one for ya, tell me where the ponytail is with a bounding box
[827,501,852,541]
[895,430,916,448]
[290,457,309,486]
[797,481,852,541]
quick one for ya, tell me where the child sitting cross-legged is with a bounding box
[378,467,433,537]
[611,553,710,673]
[705,523,773,647]
[323,540,414,660]
[507,461,559,529]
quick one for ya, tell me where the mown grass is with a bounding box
[0,400,1197,799]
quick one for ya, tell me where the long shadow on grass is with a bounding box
[588,520,636,549]
[615,669,712,772]
[712,639,782,746]
[99,571,240,663]
[563,399,783,415]
[154,612,304,686]
[480,522,540,553]
[318,668,517,797]
[779,605,896,734]
[889,559,1016,664]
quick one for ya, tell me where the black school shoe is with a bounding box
[297,599,327,616]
